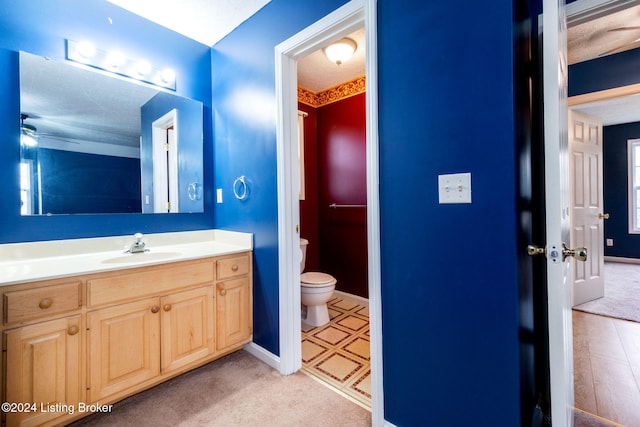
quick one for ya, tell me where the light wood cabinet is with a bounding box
[161,286,215,373]
[1,251,252,426]
[216,278,251,350]
[5,315,82,427]
[87,297,161,402]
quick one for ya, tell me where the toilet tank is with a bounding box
[299,238,309,273]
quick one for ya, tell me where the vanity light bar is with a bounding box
[66,39,176,91]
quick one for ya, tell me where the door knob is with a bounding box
[527,244,546,257]
[598,213,610,219]
[562,243,587,262]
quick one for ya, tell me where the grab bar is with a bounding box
[329,203,367,208]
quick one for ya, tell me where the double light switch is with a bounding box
[438,173,472,204]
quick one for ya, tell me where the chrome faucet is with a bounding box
[128,233,147,254]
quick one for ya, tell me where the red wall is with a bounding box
[299,92,368,298]
[298,103,320,271]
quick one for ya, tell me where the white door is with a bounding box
[569,109,605,306]
[543,0,575,426]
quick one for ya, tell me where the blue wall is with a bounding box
[569,47,640,97]
[0,0,213,243]
[378,1,520,425]
[212,0,521,425]
[38,149,141,214]
[603,122,640,258]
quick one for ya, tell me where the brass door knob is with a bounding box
[598,213,610,219]
[562,243,587,262]
[150,305,160,313]
[527,244,545,257]
[163,304,172,312]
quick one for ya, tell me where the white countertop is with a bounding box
[0,230,253,286]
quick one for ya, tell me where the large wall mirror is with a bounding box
[19,51,204,215]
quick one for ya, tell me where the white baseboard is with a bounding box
[605,256,640,265]
[243,342,281,372]
[333,290,369,308]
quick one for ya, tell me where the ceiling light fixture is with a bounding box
[66,39,176,90]
[323,38,357,65]
[20,114,38,147]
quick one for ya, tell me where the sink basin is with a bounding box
[101,251,183,264]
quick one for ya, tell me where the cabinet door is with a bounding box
[216,278,251,351]
[5,316,82,427]
[161,286,214,373]
[87,297,160,402]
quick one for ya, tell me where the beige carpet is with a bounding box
[71,350,371,427]
[573,262,640,323]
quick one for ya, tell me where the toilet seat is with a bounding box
[301,272,336,287]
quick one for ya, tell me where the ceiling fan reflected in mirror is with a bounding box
[20,113,80,146]
[20,114,38,147]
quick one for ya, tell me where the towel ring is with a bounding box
[187,182,200,201]
[233,176,248,200]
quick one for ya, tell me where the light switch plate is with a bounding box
[216,188,223,204]
[438,173,472,204]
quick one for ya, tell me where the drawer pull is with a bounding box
[39,298,53,309]
[163,304,172,312]
[150,305,160,314]
[67,325,79,336]
[231,264,239,272]
[220,289,227,296]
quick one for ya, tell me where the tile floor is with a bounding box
[301,297,371,408]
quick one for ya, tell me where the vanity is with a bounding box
[0,230,253,427]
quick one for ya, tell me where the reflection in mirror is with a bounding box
[19,51,204,215]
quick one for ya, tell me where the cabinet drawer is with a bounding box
[87,261,214,308]
[4,282,81,324]
[216,254,250,280]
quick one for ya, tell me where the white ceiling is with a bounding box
[106,0,271,47]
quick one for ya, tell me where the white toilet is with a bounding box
[299,238,336,327]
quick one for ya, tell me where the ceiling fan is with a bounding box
[20,113,81,146]
[599,26,640,56]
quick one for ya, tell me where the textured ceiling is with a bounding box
[568,3,640,126]
[297,28,366,93]
[568,4,640,65]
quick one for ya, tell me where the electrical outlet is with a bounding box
[606,238,613,247]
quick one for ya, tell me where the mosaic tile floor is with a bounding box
[301,297,371,408]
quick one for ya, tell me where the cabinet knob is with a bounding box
[220,289,227,296]
[231,264,239,272]
[150,305,160,313]
[163,304,172,312]
[67,325,79,336]
[39,298,53,309]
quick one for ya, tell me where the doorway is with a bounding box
[544,1,640,425]
[274,0,384,424]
